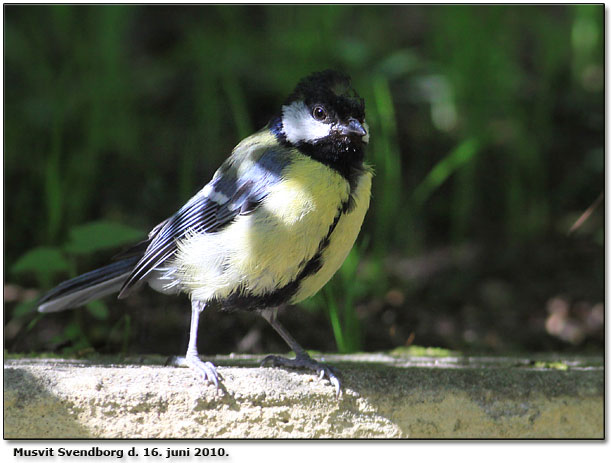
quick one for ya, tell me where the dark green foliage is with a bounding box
[5,5,603,356]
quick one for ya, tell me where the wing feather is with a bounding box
[118,142,289,297]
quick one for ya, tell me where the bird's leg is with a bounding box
[260,307,341,397]
[169,300,219,389]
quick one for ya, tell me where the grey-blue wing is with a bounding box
[117,146,287,297]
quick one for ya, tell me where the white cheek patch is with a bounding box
[282,101,332,144]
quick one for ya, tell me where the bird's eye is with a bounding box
[312,105,327,121]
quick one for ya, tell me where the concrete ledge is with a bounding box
[4,354,603,438]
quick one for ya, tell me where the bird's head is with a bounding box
[272,70,368,175]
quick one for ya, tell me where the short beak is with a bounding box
[339,118,367,137]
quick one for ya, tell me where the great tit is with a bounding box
[37,70,372,396]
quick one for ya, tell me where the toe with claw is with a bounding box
[261,353,342,397]
[170,354,220,390]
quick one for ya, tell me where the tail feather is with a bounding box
[37,256,141,313]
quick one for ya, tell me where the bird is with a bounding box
[37,70,373,396]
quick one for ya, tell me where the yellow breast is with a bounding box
[175,152,371,304]
[291,166,372,303]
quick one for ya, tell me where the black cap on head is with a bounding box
[285,70,365,121]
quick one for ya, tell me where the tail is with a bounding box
[37,255,141,313]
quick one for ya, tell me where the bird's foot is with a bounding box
[261,353,341,397]
[168,354,220,389]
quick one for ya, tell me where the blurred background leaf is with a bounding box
[11,247,71,288]
[63,221,144,255]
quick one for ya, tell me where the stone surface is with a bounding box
[3,353,604,438]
